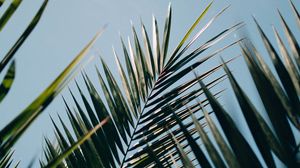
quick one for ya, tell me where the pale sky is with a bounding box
[0,0,299,167]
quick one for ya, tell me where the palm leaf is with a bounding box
[0,0,23,31]
[273,27,300,95]
[0,30,103,159]
[197,78,263,168]
[0,60,15,103]
[289,0,300,27]
[169,130,194,168]
[238,42,299,166]
[0,0,48,73]
[278,10,300,70]
[43,2,243,167]
[0,0,4,7]
[44,117,109,168]
[0,0,49,165]
[186,104,227,168]
[186,3,300,167]
[165,1,213,69]
[171,109,212,168]
[222,59,277,167]
[201,105,240,168]
[0,150,14,168]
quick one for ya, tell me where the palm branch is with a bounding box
[197,0,300,167]
[42,2,243,167]
[0,0,104,166]
[0,1,50,166]
[0,0,47,103]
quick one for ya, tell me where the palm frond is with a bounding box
[289,0,300,28]
[0,60,15,103]
[0,0,49,165]
[45,117,109,168]
[201,105,240,168]
[0,0,48,73]
[183,2,300,167]
[43,2,242,167]
[0,0,23,31]
[0,0,104,166]
[0,150,14,168]
[0,29,103,161]
[199,79,263,168]
[186,104,226,168]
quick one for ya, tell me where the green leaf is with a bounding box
[126,113,209,166]
[201,106,240,168]
[101,58,134,127]
[155,44,238,92]
[95,66,129,144]
[140,74,224,127]
[128,35,147,101]
[222,59,277,168]
[152,16,162,74]
[240,43,299,166]
[68,86,115,168]
[165,1,213,68]
[0,0,23,31]
[289,0,300,28]
[65,100,104,168]
[273,27,300,95]
[57,113,87,167]
[132,93,219,150]
[254,19,300,126]
[43,3,239,167]
[278,10,300,69]
[147,71,225,108]
[165,5,230,70]
[82,73,125,155]
[0,60,15,103]
[141,21,156,80]
[0,0,5,7]
[171,108,212,168]
[44,138,63,167]
[161,3,172,68]
[50,116,78,168]
[44,117,109,168]
[243,22,297,149]
[197,78,263,168]
[140,87,205,126]
[169,130,195,168]
[131,25,151,94]
[113,48,138,118]
[120,37,141,111]
[0,0,48,73]
[166,23,243,74]
[158,27,242,88]
[0,150,14,168]
[245,42,300,129]
[0,29,103,156]
[145,144,164,168]
[187,106,226,168]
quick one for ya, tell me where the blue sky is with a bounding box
[0,0,299,167]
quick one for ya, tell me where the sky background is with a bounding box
[0,0,299,167]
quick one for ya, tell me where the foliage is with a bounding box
[0,0,299,167]
[0,0,103,166]
[197,0,300,167]
[43,0,300,168]
[41,1,244,167]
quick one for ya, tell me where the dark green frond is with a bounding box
[0,0,23,31]
[0,30,103,159]
[0,60,15,103]
[0,0,48,73]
